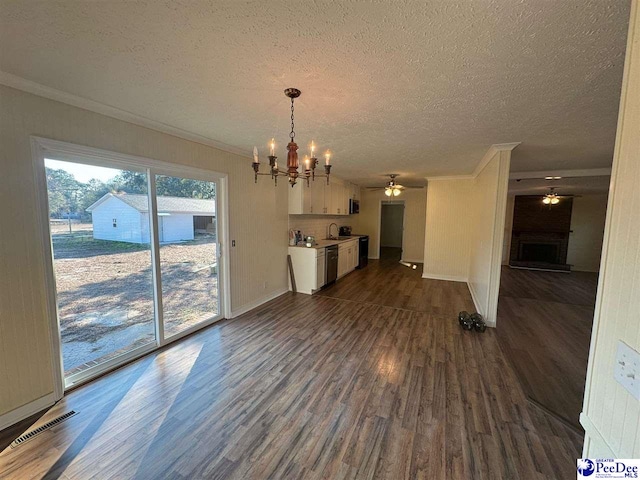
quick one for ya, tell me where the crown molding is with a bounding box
[509,168,612,180]
[425,142,520,182]
[473,142,520,177]
[0,71,252,158]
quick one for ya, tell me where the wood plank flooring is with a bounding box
[1,259,582,479]
[496,266,597,431]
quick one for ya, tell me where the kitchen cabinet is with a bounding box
[289,175,356,216]
[288,246,326,294]
[338,239,359,278]
[288,180,313,214]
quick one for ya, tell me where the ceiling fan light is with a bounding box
[551,197,560,204]
[542,196,551,205]
[385,188,392,197]
[393,188,401,196]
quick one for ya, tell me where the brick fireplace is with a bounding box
[509,196,573,271]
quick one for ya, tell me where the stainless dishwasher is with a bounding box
[325,245,338,285]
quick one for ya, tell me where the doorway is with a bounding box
[34,138,228,392]
[496,175,610,431]
[380,201,404,260]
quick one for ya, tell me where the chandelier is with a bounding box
[542,188,560,205]
[252,88,332,187]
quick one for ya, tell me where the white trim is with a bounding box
[467,281,488,324]
[425,143,520,181]
[230,288,289,318]
[0,393,56,431]
[422,272,468,282]
[580,412,617,457]
[484,150,511,327]
[31,138,65,401]
[509,168,612,180]
[473,143,520,178]
[1,71,250,158]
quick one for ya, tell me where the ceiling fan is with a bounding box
[542,187,578,205]
[366,174,423,197]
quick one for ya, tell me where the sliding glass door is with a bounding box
[154,174,219,338]
[40,147,225,389]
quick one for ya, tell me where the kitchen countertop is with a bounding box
[289,235,366,250]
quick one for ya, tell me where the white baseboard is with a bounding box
[402,258,423,264]
[230,288,289,318]
[580,412,616,457]
[421,272,468,283]
[368,256,379,260]
[466,281,494,326]
[0,392,56,431]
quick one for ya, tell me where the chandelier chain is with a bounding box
[290,97,295,141]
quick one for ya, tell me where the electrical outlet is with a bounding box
[232,240,236,247]
[614,341,640,401]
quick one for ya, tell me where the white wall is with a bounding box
[0,85,289,422]
[422,179,474,281]
[352,187,426,263]
[92,197,144,243]
[581,0,640,458]
[567,194,608,272]
[161,214,194,243]
[380,204,404,248]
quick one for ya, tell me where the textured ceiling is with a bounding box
[0,1,631,186]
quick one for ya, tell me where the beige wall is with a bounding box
[422,179,474,281]
[423,148,511,325]
[0,85,289,419]
[467,150,511,326]
[582,0,640,458]
[567,194,608,272]
[352,187,426,263]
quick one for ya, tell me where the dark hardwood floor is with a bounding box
[317,248,475,317]
[496,266,597,431]
[1,258,582,479]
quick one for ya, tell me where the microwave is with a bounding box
[349,199,360,214]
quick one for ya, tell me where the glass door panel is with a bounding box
[44,159,156,383]
[154,174,219,338]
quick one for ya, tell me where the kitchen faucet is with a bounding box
[328,223,339,239]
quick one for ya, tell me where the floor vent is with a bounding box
[10,411,77,448]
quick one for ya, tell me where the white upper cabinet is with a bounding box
[289,180,312,214]
[290,175,356,215]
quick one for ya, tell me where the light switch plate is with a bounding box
[614,341,640,401]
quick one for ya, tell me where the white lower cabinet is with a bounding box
[338,239,359,279]
[288,247,326,295]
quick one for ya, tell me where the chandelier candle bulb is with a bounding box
[253,146,259,164]
[324,151,331,165]
[269,138,275,156]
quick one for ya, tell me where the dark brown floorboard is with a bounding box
[1,261,583,479]
[496,266,597,431]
